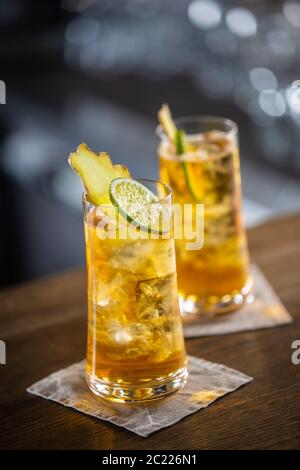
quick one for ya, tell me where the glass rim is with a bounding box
[156,115,238,142]
[82,178,173,208]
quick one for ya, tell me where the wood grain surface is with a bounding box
[0,213,300,450]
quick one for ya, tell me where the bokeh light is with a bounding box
[188,0,222,30]
[259,90,286,117]
[226,8,257,37]
[249,68,277,92]
[283,1,300,28]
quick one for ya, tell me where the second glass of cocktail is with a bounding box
[69,144,187,402]
[157,106,252,315]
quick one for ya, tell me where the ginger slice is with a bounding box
[69,143,130,205]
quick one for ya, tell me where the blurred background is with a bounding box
[0,0,300,287]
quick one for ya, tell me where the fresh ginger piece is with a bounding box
[113,164,131,178]
[158,104,186,155]
[158,104,177,142]
[68,143,130,205]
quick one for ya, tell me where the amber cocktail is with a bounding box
[82,175,187,402]
[158,112,251,314]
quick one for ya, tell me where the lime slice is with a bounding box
[174,129,204,201]
[109,178,169,234]
[158,105,202,202]
[182,162,205,202]
[175,129,185,155]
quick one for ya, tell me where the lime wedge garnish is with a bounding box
[175,128,186,155]
[109,178,169,234]
[158,104,204,202]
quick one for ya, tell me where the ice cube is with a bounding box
[110,241,158,279]
[136,273,177,321]
[114,329,132,344]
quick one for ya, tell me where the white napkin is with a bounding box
[27,356,252,437]
[183,265,292,338]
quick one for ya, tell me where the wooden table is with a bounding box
[1,213,300,450]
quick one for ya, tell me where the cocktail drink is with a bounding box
[157,106,252,314]
[69,144,187,402]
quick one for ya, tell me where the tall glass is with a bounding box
[84,180,187,402]
[158,117,252,315]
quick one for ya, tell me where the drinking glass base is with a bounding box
[87,366,188,403]
[179,276,254,316]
